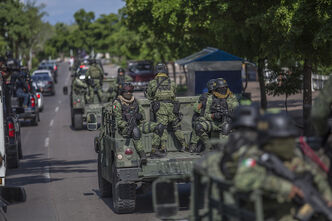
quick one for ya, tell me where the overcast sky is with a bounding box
[22,0,126,24]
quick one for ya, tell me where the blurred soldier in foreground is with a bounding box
[112,83,147,164]
[233,112,332,220]
[146,63,187,157]
[194,78,238,151]
[85,59,104,103]
[189,79,216,152]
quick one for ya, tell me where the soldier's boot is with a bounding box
[138,150,147,165]
[188,143,197,153]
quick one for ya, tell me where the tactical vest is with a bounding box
[88,65,102,79]
[210,96,228,114]
[117,98,139,122]
[153,77,174,101]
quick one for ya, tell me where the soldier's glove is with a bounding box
[135,113,143,121]
[288,185,304,200]
[212,112,223,121]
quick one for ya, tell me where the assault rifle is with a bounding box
[258,153,332,221]
[124,105,140,146]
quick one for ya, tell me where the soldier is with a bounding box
[189,79,216,152]
[114,68,132,96]
[233,112,332,220]
[194,78,239,151]
[15,72,30,108]
[112,82,148,164]
[85,59,104,103]
[146,63,187,157]
[73,77,88,97]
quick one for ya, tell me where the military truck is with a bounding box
[93,96,204,214]
[63,64,116,130]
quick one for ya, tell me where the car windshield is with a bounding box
[32,73,51,81]
[129,63,152,72]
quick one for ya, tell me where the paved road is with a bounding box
[5,63,161,221]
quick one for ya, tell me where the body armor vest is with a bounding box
[154,77,174,101]
[118,98,139,122]
[210,97,228,114]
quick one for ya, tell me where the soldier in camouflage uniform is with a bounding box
[85,59,104,103]
[189,79,216,153]
[233,112,332,220]
[194,78,239,151]
[73,77,88,96]
[114,68,132,95]
[112,82,148,164]
[146,63,187,157]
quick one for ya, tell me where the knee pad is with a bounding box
[195,122,206,136]
[132,127,141,140]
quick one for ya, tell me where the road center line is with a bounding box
[44,166,51,181]
[50,119,54,127]
[44,137,49,148]
[55,106,59,112]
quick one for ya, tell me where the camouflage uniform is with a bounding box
[311,76,332,137]
[146,67,187,154]
[195,79,238,151]
[112,96,145,154]
[115,68,132,95]
[85,63,104,103]
[73,77,88,95]
[234,113,332,220]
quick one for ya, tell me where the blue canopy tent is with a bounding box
[176,47,244,95]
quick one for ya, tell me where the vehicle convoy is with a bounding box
[127,60,154,90]
[63,61,115,130]
[94,96,204,214]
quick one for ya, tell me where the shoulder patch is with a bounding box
[241,158,256,168]
[113,104,117,110]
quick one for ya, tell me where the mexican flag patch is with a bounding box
[113,104,117,110]
[242,158,256,168]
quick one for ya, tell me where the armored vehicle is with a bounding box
[94,96,205,214]
[63,64,116,130]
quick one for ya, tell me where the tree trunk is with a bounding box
[171,61,176,85]
[303,58,312,136]
[28,47,33,71]
[257,58,267,109]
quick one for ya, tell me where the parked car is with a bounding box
[38,60,58,83]
[31,70,55,96]
[32,82,44,112]
[127,60,154,90]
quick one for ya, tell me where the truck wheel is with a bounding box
[112,163,136,214]
[17,134,23,159]
[7,152,19,169]
[32,116,38,126]
[98,153,112,197]
[73,113,83,130]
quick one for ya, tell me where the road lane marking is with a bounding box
[55,106,59,112]
[44,166,50,181]
[44,137,49,148]
[50,119,54,127]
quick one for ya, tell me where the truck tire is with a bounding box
[98,153,112,197]
[112,163,136,214]
[32,116,38,126]
[73,113,83,130]
[7,152,19,169]
[17,134,23,159]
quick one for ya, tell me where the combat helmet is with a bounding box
[118,67,125,74]
[231,104,260,130]
[206,79,216,93]
[214,78,229,95]
[119,82,134,94]
[258,111,298,144]
[155,63,168,75]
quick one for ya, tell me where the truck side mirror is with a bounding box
[63,86,68,95]
[153,178,179,219]
[0,186,26,204]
